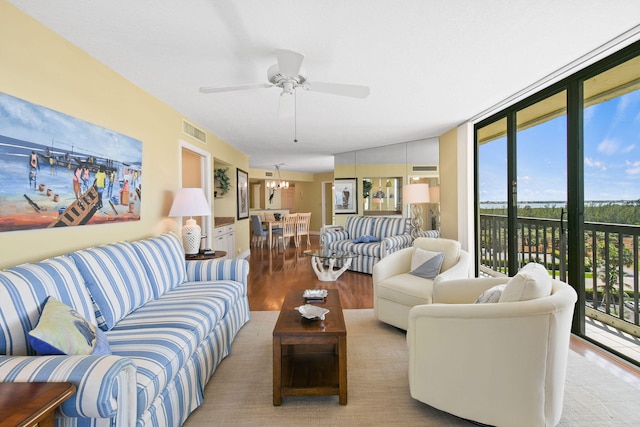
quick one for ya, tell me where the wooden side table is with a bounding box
[185,251,226,261]
[0,382,76,427]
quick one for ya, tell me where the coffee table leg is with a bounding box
[273,336,282,406]
[338,335,348,404]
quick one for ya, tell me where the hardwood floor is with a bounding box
[247,235,372,311]
[245,234,640,390]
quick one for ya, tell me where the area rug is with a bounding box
[183,310,640,426]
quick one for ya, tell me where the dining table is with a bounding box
[263,219,283,249]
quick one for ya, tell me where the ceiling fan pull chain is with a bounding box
[294,90,298,143]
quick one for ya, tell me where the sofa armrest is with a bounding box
[432,250,471,287]
[372,247,413,284]
[185,258,249,284]
[433,277,509,304]
[0,355,136,424]
[380,234,413,257]
[320,230,349,246]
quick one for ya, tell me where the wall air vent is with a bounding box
[411,165,438,172]
[265,172,274,177]
[183,120,207,144]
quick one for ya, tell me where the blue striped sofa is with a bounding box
[0,232,250,427]
[320,216,414,274]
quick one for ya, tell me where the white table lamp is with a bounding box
[169,188,211,255]
[403,183,430,239]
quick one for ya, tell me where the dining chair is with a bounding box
[281,213,298,248]
[250,215,269,248]
[295,212,312,247]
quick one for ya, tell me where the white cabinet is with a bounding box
[213,224,235,259]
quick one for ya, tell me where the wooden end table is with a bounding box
[0,382,76,427]
[272,289,347,405]
[185,251,226,261]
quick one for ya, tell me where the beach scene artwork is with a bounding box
[0,92,142,233]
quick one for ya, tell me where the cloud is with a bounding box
[626,160,640,176]
[622,144,635,153]
[585,157,606,171]
[597,138,620,155]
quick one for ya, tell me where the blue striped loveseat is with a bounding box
[0,232,249,427]
[320,216,413,274]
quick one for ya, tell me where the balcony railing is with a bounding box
[479,214,640,335]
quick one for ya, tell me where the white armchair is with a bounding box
[372,237,470,330]
[407,277,577,427]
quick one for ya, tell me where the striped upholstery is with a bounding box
[0,354,136,421]
[6,256,97,325]
[373,217,411,239]
[111,281,243,342]
[71,242,155,331]
[324,216,414,274]
[0,256,96,356]
[0,234,251,427]
[136,357,203,427]
[107,327,196,419]
[186,258,249,286]
[345,216,374,239]
[417,229,441,238]
[130,232,187,298]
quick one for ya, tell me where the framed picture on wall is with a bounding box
[236,168,249,220]
[334,178,358,214]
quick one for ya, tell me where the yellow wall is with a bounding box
[439,127,458,240]
[294,172,334,233]
[0,2,249,268]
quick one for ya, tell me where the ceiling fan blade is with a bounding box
[275,49,304,78]
[278,92,295,118]
[306,81,370,98]
[199,83,272,94]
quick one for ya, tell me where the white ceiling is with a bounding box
[9,0,640,174]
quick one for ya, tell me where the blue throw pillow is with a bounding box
[28,296,111,356]
[354,235,379,243]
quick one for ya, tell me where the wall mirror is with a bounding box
[363,177,402,216]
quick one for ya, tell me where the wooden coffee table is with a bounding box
[272,289,347,405]
[0,382,76,427]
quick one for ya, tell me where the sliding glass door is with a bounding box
[475,40,640,365]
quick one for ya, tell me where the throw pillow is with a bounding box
[409,251,445,280]
[28,296,111,356]
[474,284,506,303]
[411,247,441,270]
[354,235,379,243]
[498,262,552,303]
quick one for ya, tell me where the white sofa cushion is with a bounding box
[376,273,435,307]
[499,262,552,302]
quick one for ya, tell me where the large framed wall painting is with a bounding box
[0,92,143,232]
[334,178,358,214]
[237,168,249,220]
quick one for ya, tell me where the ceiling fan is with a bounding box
[199,49,370,117]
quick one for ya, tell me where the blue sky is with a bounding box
[479,89,640,203]
[0,92,142,164]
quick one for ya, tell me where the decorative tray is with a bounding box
[303,289,328,301]
[295,304,330,320]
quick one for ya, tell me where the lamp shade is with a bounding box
[403,183,430,204]
[169,188,211,255]
[169,188,211,217]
